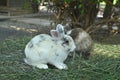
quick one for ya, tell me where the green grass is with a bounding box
[0,37,120,80]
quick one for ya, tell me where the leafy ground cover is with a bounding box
[0,37,120,80]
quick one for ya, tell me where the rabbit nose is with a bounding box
[67,49,71,52]
[68,48,75,53]
[71,46,76,52]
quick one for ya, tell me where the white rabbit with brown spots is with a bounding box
[24,24,76,70]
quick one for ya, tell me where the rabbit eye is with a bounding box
[65,40,69,44]
[63,38,69,45]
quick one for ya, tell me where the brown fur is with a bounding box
[68,28,93,59]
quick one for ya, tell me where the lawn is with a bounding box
[0,37,120,80]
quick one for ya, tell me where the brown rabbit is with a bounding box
[65,26,93,59]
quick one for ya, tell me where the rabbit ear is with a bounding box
[66,30,72,35]
[50,30,60,40]
[56,24,65,35]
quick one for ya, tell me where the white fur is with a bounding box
[24,24,76,69]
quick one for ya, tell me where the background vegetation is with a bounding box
[33,0,120,31]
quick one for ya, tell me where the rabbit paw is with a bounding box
[36,64,48,69]
[54,63,68,70]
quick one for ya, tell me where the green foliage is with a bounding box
[0,37,120,80]
[22,2,31,9]
[34,0,40,4]
[64,0,72,3]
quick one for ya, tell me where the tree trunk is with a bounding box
[30,0,39,13]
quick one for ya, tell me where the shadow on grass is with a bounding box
[91,32,120,45]
[0,26,32,41]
